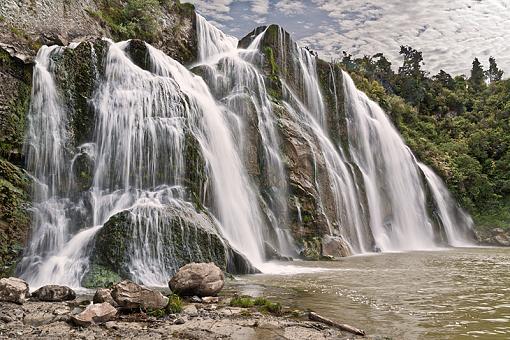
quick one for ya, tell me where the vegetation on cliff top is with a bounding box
[339,48,510,229]
[88,0,194,42]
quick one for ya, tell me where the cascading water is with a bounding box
[195,15,297,256]
[343,73,436,251]
[20,14,475,288]
[418,163,475,246]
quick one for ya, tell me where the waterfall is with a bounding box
[19,15,475,288]
[195,15,297,256]
[20,38,268,287]
[418,163,475,246]
[343,72,436,251]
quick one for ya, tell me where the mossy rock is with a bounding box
[81,264,122,288]
[84,202,257,287]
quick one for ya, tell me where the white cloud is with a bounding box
[187,0,510,75]
[275,0,306,15]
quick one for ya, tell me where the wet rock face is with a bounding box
[322,235,352,258]
[169,262,224,297]
[83,202,256,288]
[0,277,29,304]
[477,228,510,246]
[32,285,76,302]
[111,280,168,310]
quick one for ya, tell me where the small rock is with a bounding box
[71,302,117,327]
[93,288,117,306]
[32,285,76,302]
[111,280,168,310]
[169,262,224,297]
[183,304,198,317]
[190,296,202,303]
[104,321,118,329]
[0,277,29,304]
[174,317,186,325]
[201,296,219,304]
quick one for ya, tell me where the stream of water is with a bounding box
[227,247,510,340]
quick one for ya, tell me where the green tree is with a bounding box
[486,56,504,83]
[469,57,486,91]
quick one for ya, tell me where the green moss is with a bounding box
[230,295,282,315]
[88,0,163,42]
[230,295,255,308]
[81,264,122,288]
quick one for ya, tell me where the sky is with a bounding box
[184,0,510,76]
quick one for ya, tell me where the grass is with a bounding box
[146,293,183,317]
[230,295,282,315]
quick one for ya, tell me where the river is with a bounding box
[226,247,510,339]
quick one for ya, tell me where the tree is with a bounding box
[433,70,455,90]
[397,46,426,108]
[486,56,504,83]
[469,57,486,91]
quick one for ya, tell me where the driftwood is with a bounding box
[308,311,366,336]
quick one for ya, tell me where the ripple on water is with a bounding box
[228,247,510,340]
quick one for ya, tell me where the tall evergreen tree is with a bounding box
[486,56,504,83]
[469,57,486,91]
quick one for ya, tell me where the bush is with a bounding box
[90,0,162,42]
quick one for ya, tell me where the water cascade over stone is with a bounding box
[19,14,475,288]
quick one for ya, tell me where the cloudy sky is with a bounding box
[184,0,510,76]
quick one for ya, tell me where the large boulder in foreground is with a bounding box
[71,302,117,327]
[169,262,224,297]
[111,280,168,310]
[0,277,29,304]
[32,285,76,302]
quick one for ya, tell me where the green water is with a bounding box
[226,247,510,339]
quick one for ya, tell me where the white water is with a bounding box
[20,16,474,287]
[195,16,296,256]
[418,163,475,246]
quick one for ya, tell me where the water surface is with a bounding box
[226,247,510,339]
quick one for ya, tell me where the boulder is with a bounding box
[32,285,76,302]
[169,262,224,297]
[111,280,168,310]
[0,277,29,304]
[71,302,117,327]
[494,234,510,246]
[322,235,352,258]
[93,288,117,307]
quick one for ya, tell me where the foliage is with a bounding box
[230,295,282,315]
[89,0,164,42]
[146,293,182,317]
[339,49,509,229]
[166,293,183,313]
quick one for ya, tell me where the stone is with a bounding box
[32,285,76,302]
[111,280,168,310]
[190,296,202,303]
[71,302,117,327]
[0,277,29,304]
[322,235,351,258]
[494,234,510,246]
[174,317,186,325]
[183,304,198,317]
[93,288,117,306]
[201,296,219,304]
[169,262,224,297]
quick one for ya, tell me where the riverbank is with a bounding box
[0,294,366,339]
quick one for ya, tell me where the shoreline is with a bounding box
[0,292,368,340]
